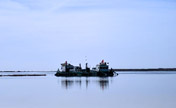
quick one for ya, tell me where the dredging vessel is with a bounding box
[55,60,117,77]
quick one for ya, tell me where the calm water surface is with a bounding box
[0,71,176,108]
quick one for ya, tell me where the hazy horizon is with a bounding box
[0,0,176,71]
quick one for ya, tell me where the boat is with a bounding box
[55,60,117,77]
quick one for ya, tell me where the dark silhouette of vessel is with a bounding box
[55,60,117,77]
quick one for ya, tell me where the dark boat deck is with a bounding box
[55,71,115,77]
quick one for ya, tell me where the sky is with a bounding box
[0,0,176,71]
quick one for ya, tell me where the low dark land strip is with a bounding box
[0,71,56,72]
[1,68,176,72]
[114,68,176,71]
[0,74,46,77]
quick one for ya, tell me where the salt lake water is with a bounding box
[0,71,176,108]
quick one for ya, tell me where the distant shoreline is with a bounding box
[0,71,56,72]
[114,68,176,71]
[0,68,176,72]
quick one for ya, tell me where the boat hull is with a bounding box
[55,70,116,77]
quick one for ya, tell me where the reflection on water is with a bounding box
[59,77,112,90]
[0,72,176,108]
[98,79,109,90]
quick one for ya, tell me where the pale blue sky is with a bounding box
[0,0,176,70]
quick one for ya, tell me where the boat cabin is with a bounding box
[95,60,109,72]
[61,61,82,72]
